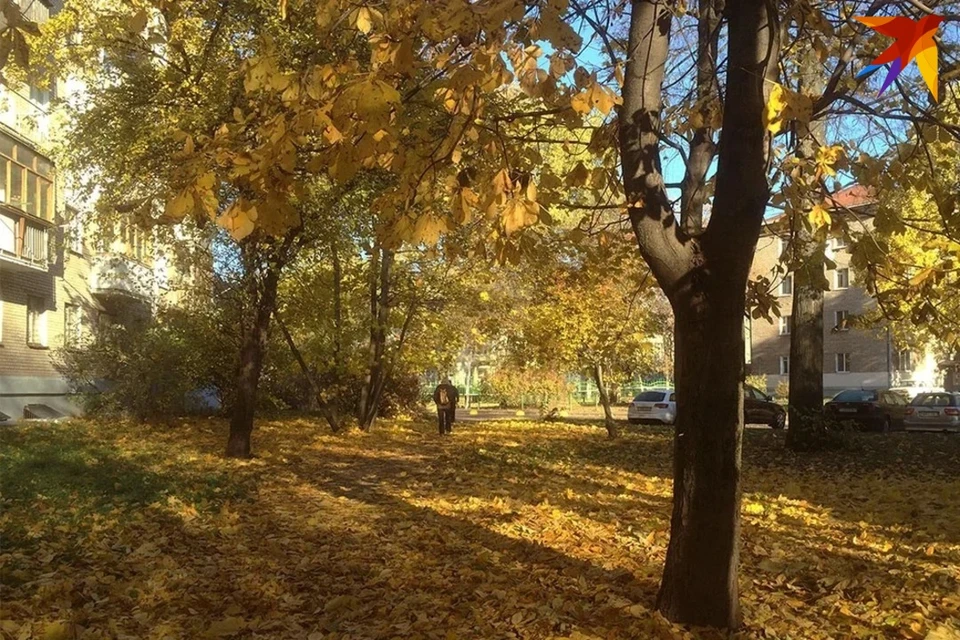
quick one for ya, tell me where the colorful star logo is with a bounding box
[855,14,943,102]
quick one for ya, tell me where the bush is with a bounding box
[56,307,233,420]
[787,409,853,451]
[775,379,790,401]
[482,366,573,408]
[745,374,768,393]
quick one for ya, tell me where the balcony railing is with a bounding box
[0,210,50,269]
[89,253,154,301]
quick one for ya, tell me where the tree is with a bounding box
[507,234,662,437]
[41,0,960,628]
[850,113,960,363]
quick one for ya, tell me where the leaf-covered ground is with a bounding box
[1,418,958,640]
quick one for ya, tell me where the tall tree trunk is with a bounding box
[226,263,281,458]
[656,289,746,626]
[620,0,779,628]
[592,363,619,438]
[359,247,393,430]
[464,351,473,410]
[787,54,828,450]
[331,237,343,373]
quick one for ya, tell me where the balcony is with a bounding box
[0,210,50,271]
[89,253,154,303]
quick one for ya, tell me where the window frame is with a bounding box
[897,349,914,372]
[835,352,851,373]
[26,295,48,348]
[835,310,850,331]
[779,274,793,297]
[835,268,850,290]
[779,315,791,336]
[779,355,790,375]
[0,136,55,222]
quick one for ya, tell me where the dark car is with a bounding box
[745,386,786,429]
[825,389,908,432]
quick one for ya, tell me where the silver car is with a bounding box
[905,392,960,432]
[628,389,676,425]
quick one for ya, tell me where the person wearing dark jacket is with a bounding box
[432,378,459,435]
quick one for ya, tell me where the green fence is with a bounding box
[423,375,674,408]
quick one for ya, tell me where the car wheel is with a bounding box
[771,411,786,430]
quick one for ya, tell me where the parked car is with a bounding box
[905,392,960,433]
[825,389,909,432]
[628,389,676,425]
[628,387,784,428]
[745,386,786,429]
[889,386,945,403]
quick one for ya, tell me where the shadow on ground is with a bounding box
[1,417,957,639]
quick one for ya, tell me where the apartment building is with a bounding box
[0,0,199,419]
[748,186,942,397]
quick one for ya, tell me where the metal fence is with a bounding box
[423,376,674,409]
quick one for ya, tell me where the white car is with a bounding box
[628,389,676,425]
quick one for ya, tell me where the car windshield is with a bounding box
[833,390,877,402]
[912,393,956,407]
[634,391,667,402]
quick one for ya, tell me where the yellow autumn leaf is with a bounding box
[808,204,831,228]
[355,7,373,34]
[765,84,788,134]
[571,90,592,115]
[164,191,195,219]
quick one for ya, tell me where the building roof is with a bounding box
[761,184,876,234]
[823,184,876,210]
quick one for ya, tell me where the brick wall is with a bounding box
[0,247,96,381]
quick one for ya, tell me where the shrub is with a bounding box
[482,366,573,408]
[56,307,233,420]
[745,374,768,393]
[775,379,790,401]
[787,409,853,451]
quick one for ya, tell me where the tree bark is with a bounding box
[225,258,281,458]
[656,289,746,627]
[331,237,344,373]
[358,247,394,430]
[786,228,827,449]
[592,363,619,438]
[787,53,828,451]
[620,0,779,628]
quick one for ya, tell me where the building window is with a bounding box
[836,352,851,373]
[29,84,53,108]
[832,236,848,251]
[779,356,790,375]
[835,310,850,331]
[27,296,47,347]
[0,299,4,343]
[779,315,791,336]
[896,350,913,371]
[0,212,15,254]
[0,135,55,221]
[835,268,850,289]
[780,274,793,296]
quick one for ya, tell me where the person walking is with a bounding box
[433,377,459,435]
